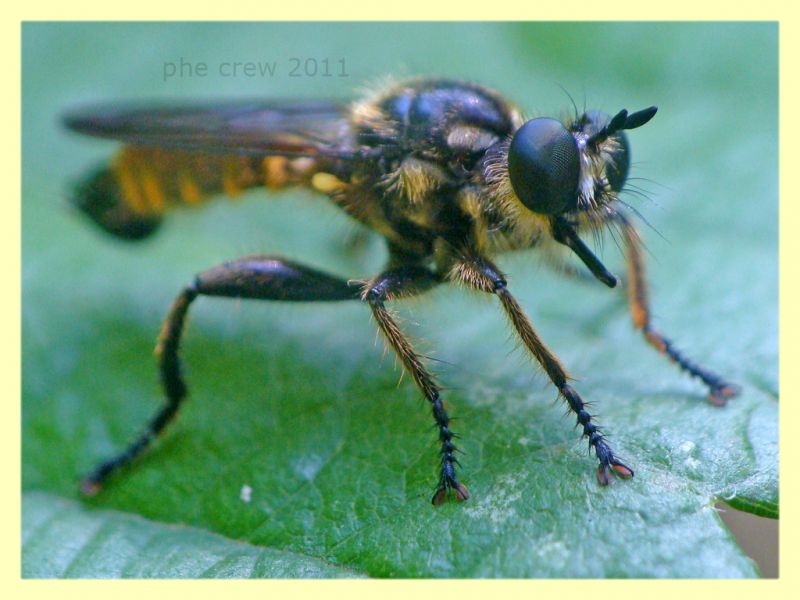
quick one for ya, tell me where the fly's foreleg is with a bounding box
[80,256,359,496]
[450,253,633,485]
[618,215,739,405]
[361,267,469,505]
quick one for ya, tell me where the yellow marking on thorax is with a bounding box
[380,157,447,206]
[458,188,489,253]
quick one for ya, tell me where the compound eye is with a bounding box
[508,118,580,215]
[606,131,630,192]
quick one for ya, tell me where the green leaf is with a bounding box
[23,23,777,578]
[22,491,363,578]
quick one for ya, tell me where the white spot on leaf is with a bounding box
[240,484,252,504]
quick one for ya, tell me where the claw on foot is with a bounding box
[432,481,470,505]
[708,383,740,407]
[596,461,634,486]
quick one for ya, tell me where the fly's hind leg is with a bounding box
[361,266,469,505]
[80,256,360,496]
[618,214,740,405]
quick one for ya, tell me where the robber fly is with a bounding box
[65,78,739,505]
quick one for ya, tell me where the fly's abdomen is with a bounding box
[72,146,305,240]
[72,165,162,240]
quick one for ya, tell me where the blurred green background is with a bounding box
[22,23,777,578]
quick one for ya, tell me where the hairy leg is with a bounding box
[618,214,739,405]
[449,253,633,485]
[361,266,469,504]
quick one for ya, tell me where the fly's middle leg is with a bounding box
[360,267,469,505]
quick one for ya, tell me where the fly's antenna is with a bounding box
[588,105,658,146]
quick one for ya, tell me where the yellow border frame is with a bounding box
[7,2,795,596]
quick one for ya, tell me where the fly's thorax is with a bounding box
[379,156,450,205]
[337,79,530,257]
[351,79,522,178]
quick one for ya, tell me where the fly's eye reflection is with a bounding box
[508,117,580,215]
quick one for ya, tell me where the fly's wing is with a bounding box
[64,100,363,241]
[62,99,359,159]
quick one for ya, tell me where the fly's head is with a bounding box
[505,105,657,221]
[483,105,657,288]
